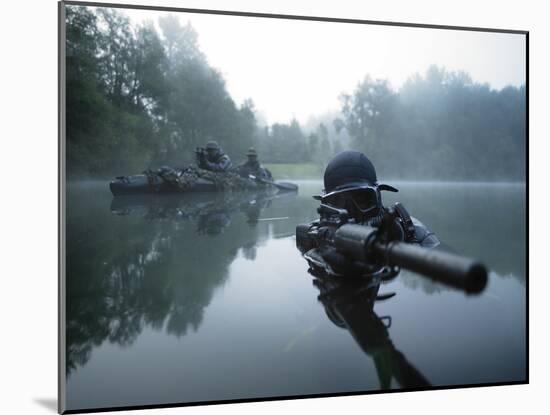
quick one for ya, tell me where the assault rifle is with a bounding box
[296,203,488,294]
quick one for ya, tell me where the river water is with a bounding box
[64,180,526,411]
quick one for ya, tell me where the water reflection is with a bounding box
[65,181,525,408]
[383,183,526,284]
[110,191,282,232]
[310,268,430,389]
[67,188,297,375]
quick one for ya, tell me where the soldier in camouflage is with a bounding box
[196,141,232,172]
[236,147,273,180]
[153,142,272,192]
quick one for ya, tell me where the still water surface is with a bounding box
[65,180,526,411]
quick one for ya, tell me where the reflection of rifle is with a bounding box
[296,206,488,294]
[313,275,431,389]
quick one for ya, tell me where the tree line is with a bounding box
[339,68,525,180]
[66,6,256,177]
[66,5,526,181]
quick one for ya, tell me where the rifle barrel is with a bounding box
[373,241,487,294]
[333,223,488,294]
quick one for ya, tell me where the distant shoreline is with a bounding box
[65,178,526,186]
[64,161,526,184]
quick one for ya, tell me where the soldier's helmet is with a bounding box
[321,151,382,218]
[246,147,258,158]
[324,150,377,193]
[206,141,220,151]
[205,141,221,160]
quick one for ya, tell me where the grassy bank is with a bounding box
[264,163,324,180]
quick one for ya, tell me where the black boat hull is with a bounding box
[109,173,298,196]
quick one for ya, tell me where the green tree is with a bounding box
[340,76,397,154]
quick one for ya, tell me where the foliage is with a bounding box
[66,6,256,177]
[65,6,525,181]
[340,67,526,180]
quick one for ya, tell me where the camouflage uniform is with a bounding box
[196,168,259,190]
[196,141,233,172]
[236,147,273,180]
[153,166,199,190]
[155,166,260,191]
[146,143,269,192]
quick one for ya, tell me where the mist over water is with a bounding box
[65,179,526,410]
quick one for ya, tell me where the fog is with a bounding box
[121,7,525,124]
[65,5,526,182]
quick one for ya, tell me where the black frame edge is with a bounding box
[63,380,528,414]
[525,30,529,384]
[58,1,67,414]
[62,0,528,34]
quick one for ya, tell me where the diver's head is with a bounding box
[321,151,383,221]
[205,141,221,161]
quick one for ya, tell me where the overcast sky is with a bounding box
[96,6,526,125]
